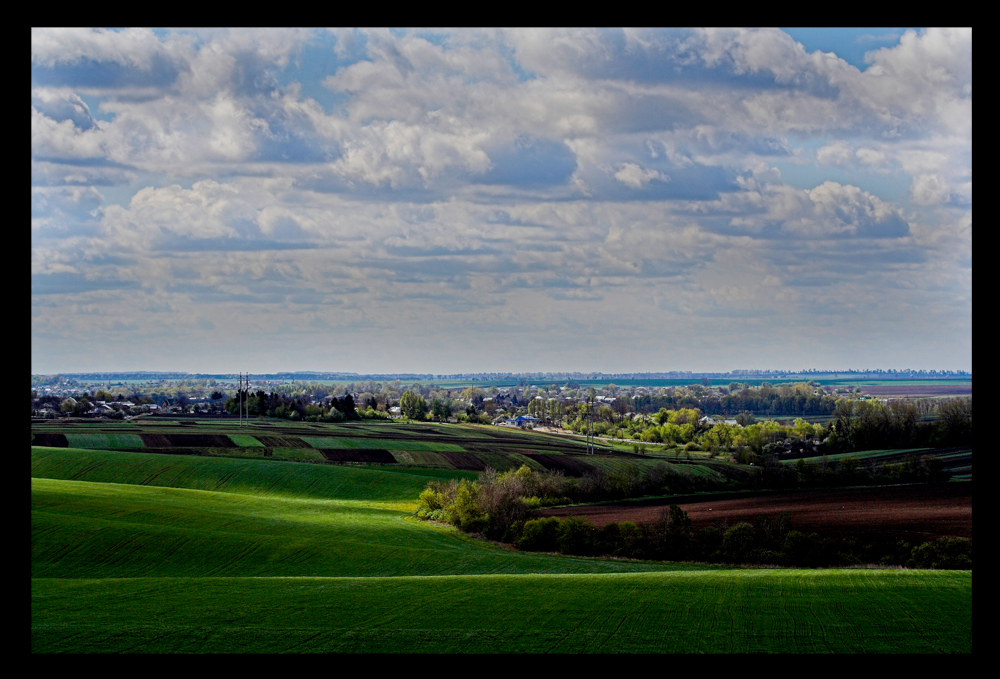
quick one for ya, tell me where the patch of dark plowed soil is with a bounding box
[163,434,236,448]
[522,453,595,477]
[254,435,312,448]
[138,433,172,447]
[33,433,69,447]
[438,451,488,471]
[462,441,583,456]
[319,449,396,463]
[542,482,973,543]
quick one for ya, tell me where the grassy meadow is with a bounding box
[31,421,972,653]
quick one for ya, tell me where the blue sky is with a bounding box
[31,28,972,373]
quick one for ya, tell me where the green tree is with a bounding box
[721,522,756,563]
[527,397,545,418]
[612,395,633,423]
[937,398,972,444]
[430,398,450,420]
[400,391,428,420]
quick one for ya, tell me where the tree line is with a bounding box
[224,390,360,421]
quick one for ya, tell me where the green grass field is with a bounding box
[32,570,970,653]
[31,430,972,653]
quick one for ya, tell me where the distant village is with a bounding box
[31,373,880,429]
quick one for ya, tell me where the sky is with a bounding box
[31,28,972,374]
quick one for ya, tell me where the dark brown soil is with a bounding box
[138,433,172,447]
[523,453,595,477]
[438,451,489,471]
[541,483,972,543]
[32,433,68,447]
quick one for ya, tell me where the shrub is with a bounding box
[697,526,723,559]
[595,522,622,556]
[747,548,783,565]
[418,488,444,511]
[617,521,646,559]
[448,479,486,533]
[517,517,561,552]
[721,522,756,563]
[557,516,596,556]
[782,530,822,567]
[878,540,913,567]
[907,537,972,569]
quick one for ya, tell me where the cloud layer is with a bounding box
[31,28,972,373]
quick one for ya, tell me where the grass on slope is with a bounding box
[31,446,472,502]
[31,570,972,653]
[31,457,703,579]
[62,433,146,450]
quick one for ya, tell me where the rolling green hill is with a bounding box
[31,440,972,653]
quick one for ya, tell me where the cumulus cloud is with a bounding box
[722,180,910,239]
[613,162,669,188]
[910,173,952,205]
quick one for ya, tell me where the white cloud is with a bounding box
[816,141,853,167]
[613,162,668,188]
[31,27,172,69]
[910,173,952,206]
[724,181,909,239]
[855,147,887,166]
[330,119,492,187]
[31,106,106,159]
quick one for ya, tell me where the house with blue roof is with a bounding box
[504,415,540,428]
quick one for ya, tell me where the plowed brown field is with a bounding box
[541,483,972,543]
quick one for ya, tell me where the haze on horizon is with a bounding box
[32,28,972,375]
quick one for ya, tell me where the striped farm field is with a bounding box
[388,450,452,467]
[31,447,444,503]
[298,436,466,452]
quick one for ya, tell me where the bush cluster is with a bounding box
[514,510,972,569]
[415,463,751,540]
[415,467,970,569]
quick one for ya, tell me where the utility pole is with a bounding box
[238,373,243,428]
[586,389,595,455]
